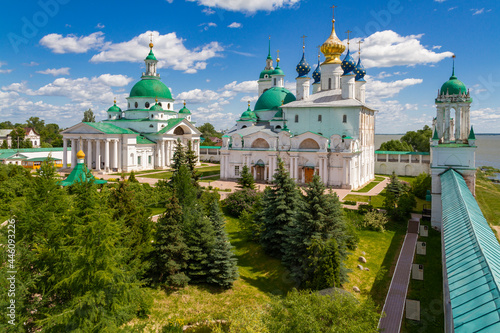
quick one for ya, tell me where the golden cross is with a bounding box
[277,49,280,58]
[149,32,154,43]
[316,45,321,58]
[358,40,363,55]
[330,5,337,19]
[301,35,307,49]
[346,30,352,46]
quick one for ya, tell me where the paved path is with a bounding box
[378,214,421,333]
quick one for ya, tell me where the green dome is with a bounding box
[107,102,121,113]
[273,109,283,119]
[129,79,172,99]
[440,74,467,95]
[240,107,257,121]
[146,49,157,61]
[272,65,284,76]
[179,105,191,114]
[259,69,274,79]
[149,103,163,111]
[254,87,296,112]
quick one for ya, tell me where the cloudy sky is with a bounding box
[0,0,499,133]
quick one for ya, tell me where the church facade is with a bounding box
[61,42,201,173]
[220,15,375,189]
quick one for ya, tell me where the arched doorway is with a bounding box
[254,160,265,181]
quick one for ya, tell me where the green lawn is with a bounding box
[110,169,160,176]
[200,175,220,182]
[142,166,221,180]
[476,171,500,227]
[343,192,427,213]
[402,219,444,333]
[131,212,294,330]
[353,176,386,193]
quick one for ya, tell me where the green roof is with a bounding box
[179,105,191,114]
[0,147,70,153]
[440,70,467,96]
[0,152,28,160]
[156,118,185,134]
[129,79,172,99]
[254,87,296,112]
[145,49,157,61]
[259,69,274,79]
[272,64,284,76]
[107,103,122,113]
[468,126,476,140]
[433,127,439,140]
[59,163,107,187]
[26,157,61,162]
[136,135,155,144]
[83,122,137,135]
[240,106,258,121]
[375,151,430,155]
[441,169,500,332]
[200,146,221,149]
[149,103,163,111]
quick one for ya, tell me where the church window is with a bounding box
[242,126,247,129]
[151,115,154,119]
[158,102,162,107]
[161,114,163,118]
[149,124,154,128]
[109,115,111,119]
[274,78,276,85]
[128,102,130,108]
[167,103,170,109]
[264,74,268,79]
[174,127,184,135]
[145,102,150,108]
[318,115,322,122]
[328,78,332,90]
[275,125,282,130]
[137,156,141,165]
[135,102,138,108]
[235,166,240,177]
[343,115,347,123]
[295,115,299,123]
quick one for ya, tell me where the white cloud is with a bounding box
[348,31,453,68]
[366,76,423,100]
[96,23,105,29]
[470,108,500,133]
[228,22,242,28]
[2,82,27,93]
[165,0,173,3]
[40,32,105,54]
[434,0,446,3]
[471,8,486,15]
[176,89,223,104]
[193,105,238,130]
[23,61,39,67]
[186,0,302,13]
[36,67,70,76]
[448,6,457,11]
[223,80,257,93]
[90,31,223,74]
[240,95,258,103]
[202,8,215,14]
[373,100,433,133]
[0,62,12,74]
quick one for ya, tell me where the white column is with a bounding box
[455,107,461,142]
[96,139,101,171]
[157,142,162,168]
[164,140,168,167]
[104,140,110,171]
[87,140,92,170]
[71,139,77,168]
[113,140,118,170]
[444,106,451,143]
[160,141,165,168]
[63,139,68,168]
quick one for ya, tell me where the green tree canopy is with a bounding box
[379,139,414,152]
[82,108,96,122]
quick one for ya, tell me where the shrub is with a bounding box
[361,211,389,232]
[343,200,356,205]
[358,204,374,215]
[223,188,261,218]
[411,172,431,199]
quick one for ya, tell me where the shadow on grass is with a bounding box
[369,219,407,309]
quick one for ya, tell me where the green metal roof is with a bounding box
[200,146,221,149]
[254,87,296,112]
[0,152,27,160]
[136,135,155,144]
[441,169,500,333]
[375,151,430,155]
[129,78,172,99]
[155,118,185,134]
[0,147,70,153]
[469,126,476,140]
[26,157,61,162]
[59,162,107,187]
[145,49,157,61]
[83,122,138,135]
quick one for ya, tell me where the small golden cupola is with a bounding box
[320,6,346,65]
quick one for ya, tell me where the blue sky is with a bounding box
[0,0,499,133]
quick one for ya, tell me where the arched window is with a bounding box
[145,102,150,108]
[109,115,111,119]
[151,115,154,119]
[299,138,320,150]
[128,102,130,108]
[242,125,247,129]
[343,115,347,123]
[135,102,138,108]
[149,124,154,128]
[318,115,322,122]
[167,103,170,109]
[295,115,299,123]
[275,125,282,130]
[251,138,270,148]
[174,127,184,135]
[274,78,276,86]
[328,78,332,90]
[158,102,162,107]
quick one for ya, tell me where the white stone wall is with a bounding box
[375,154,431,176]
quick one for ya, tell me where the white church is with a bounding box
[61,41,201,173]
[220,14,376,189]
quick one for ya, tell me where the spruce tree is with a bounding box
[44,177,148,331]
[171,164,198,210]
[171,139,186,175]
[259,157,302,259]
[206,198,239,288]
[237,164,255,189]
[186,140,200,184]
[150,192,190,287]
[284,174,348,285]
[304,238,341,291]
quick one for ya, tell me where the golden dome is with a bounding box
[76,150,85,159]
[321,19,346,65]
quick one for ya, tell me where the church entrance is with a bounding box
[304,167,315,183]
[255,166,265,181]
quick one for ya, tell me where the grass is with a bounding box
[353,176,386,193]
[343,193,386,208]
[476,170,500,227]
[131,212,294,331]
[142,166,221,180]
[402,219,444,333]
[343,210,407,309]
[199,175,220,182]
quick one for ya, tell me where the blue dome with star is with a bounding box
[312,58,321,83]
[341,50,356,75]
[354,57,366,81]
[296,52,311,77]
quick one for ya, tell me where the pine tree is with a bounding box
[171,164,198,210]
[304,238,341,291]
[171,139,186,175]
[206,198,239,288]
[108,179,153,276]
[43,177,148,331]
[237,164,255,189]
[259,157,302,259]
[150,192,190,287]
[185,140,200,184]
[128,170,139,183]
